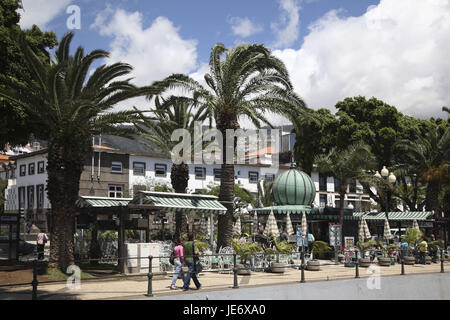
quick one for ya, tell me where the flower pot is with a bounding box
[359,258,371,268]
[270,262,287,273]
[378,257,391,266]
[404,256,415,265]
[306,260,320,271]
[236,263,251,275]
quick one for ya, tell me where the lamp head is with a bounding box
[388,172,396,184]
[374,171,382,179]
[381,166,389,177]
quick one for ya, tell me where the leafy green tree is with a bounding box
[134,95,208,239]
[0,0,58,146]
[0,32,154,269]
[394,124,450,215]
[152,43,308,249]
[314,142,376,239]
[292,108,338,174]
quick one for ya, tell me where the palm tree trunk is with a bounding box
[171,162,189,239]
[216,113,239,251]
[339,183,348,250]
[426,179,441,236]
[47,140,87,270]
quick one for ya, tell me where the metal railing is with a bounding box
[0,247,448,300]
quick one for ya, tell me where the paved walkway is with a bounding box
[0,260,448,300]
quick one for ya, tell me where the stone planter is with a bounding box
[425,256,432,264]
[306,260,320,271]
[404,256,415,265]
[236,263,251,275]
[270,262,287,273]
[359,258,371,268]
[378,257,391,266]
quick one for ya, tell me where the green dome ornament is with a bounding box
[272,162,316,206]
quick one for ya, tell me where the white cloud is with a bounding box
[90,8,199,110]
[270,0,301,49]
[273,0,450,118]
[228,17,263,38]
[18,0,73,29]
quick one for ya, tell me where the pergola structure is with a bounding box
[76,191,227,272]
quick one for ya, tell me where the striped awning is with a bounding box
[252,205,313,215]
[78,196,132,208]
[130,191,227,215]
[353,211,434,221]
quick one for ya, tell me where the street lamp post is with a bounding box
[374,166,396,240]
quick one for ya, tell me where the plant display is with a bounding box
[312,241,332,259]
[402,228,423,256]
[232,238,261,265]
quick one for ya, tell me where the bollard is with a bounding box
[232,253,239,289]
[31,259,38,300]
[441,249,444,273]
[355,250,360,279]
[401,251,405,275]
[300,245,305,283]
[145,255,153,297]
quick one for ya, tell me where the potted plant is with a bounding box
[402,228,422,265]
[232,238,260,275]
[266,238,296,273]
[356,240,375,267]
[308,241,331,271]
[375,241,391,266]
[386,244,400,265]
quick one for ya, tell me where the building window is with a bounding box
[27,186,34,209]
[153,214,168,224]
[334,178,339,193]
[213,168,221,180]
[319,173,327,191]
[20,165,26,176]
[18,187,25,210]
[348,180,356,193]
[320,194,327,207]
[265,174,275,182]
[111,161,123,173]
[37,161,45,174]
[108,185,123,198]
[195,167,206,179]
[249,171,259,184]
[133,162,145,176]
[155,163,167,177]
[37,185,44,209]
[28,163,35,175]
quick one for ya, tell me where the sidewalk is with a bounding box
[0,260,448,300]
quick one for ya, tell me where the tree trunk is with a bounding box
[425,179,441,236]
[216,112,239,251]
[47,139,87,270]
[339,183,348,250]
[171,162,189,240]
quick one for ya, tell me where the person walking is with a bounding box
[170,238,185,290]
[418,236,428,265]
[36,229,48,260]
[182,233,201,291]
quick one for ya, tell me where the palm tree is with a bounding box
[395,125,450,215]
[314,142,376,233]
[0,32,156,269]
[151,43,309,249]
[134,95,208,239]
[256,178,274,208]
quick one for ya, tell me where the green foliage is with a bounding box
[273,238,296,254]
[0,0,58,146]
[99,230,118,240]
[203,183,256,207]
[402,228,422,246]
[312,240,332,259]
[232,238,260,264]
[356,240,375,252]
[428,240,444,251]
[0,178,7,212]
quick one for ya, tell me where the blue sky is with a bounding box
[18,0,450,122]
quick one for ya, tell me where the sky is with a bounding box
[17,0,450,126]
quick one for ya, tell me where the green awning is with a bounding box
[252,205,313,215]
[78,196,132,208]
[353,211,434,221]
[130,191,227,215]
